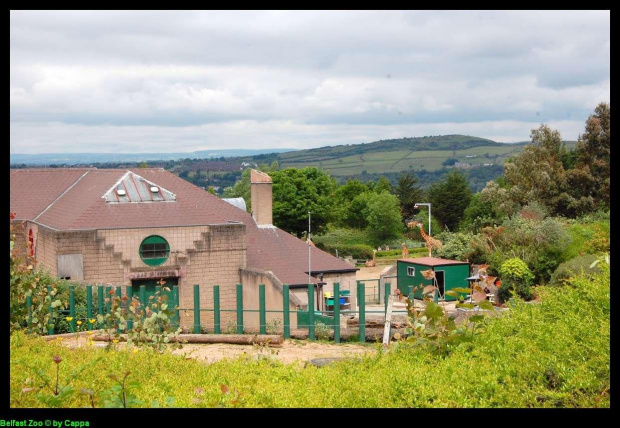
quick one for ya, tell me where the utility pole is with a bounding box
[308,211,311,285]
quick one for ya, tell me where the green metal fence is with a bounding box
[25,284,181,336]
[25,281,419,344]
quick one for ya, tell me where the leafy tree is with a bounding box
[271,167,337,237]
[332,179,371,228]
[460,192,505,232]
[222,161,279,212]
[364,191,403,243]
[503,124,568,215]
[480,103,610,219]
[344,192,373,229]
[334,179,370,203]
[571,102,610,210]
[223,168,251,210]
[428,169,472,231]
[374,176,394,194]
[394,172,423,222]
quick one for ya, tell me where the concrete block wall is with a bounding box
[239,268,301,330]
[29,223,247,331]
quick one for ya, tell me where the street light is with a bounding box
[413,203,431,236]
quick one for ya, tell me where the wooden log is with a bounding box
[91,333,283,345]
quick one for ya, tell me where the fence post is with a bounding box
[105,286,112,314]
[126,285,133,331]
[384,282,391,315]
[172,285,179,331]
[283,285,290,339]
[307,284,315,340]
[139,285,146,326]
[69,285,76,333]
[47,285,54,335]
[333,283,340,343]
[259,284,266,335]
[193,284,200,334]
[98,286,104,328]
[358,281,365,343]
[86,285,93,331]
[408,285,414,301]
[26,295,32,333]
[236,284,243,334]
[213,285,221,334]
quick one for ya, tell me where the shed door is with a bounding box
[131,278,177,307]
[435,270,445,298]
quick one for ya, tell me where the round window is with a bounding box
[139,235,170,266]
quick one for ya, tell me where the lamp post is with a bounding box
[413,203,431,236]
[308,211,311,285]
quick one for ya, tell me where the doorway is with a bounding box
[435,270,445,298]
[131,277,178,305]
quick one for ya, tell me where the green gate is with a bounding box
[131,277,177,307]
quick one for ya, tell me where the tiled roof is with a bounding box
[10,169,91,220]
[399,257,468,267]
[246,226,357,286]
[10,168,356,285]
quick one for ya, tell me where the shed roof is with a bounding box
[399,257,469,267]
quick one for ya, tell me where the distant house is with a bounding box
[454,162,471,169]
[10,168,357,329]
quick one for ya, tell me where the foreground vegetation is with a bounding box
[10,262,609,408]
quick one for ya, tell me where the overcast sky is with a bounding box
[10,10,610,154]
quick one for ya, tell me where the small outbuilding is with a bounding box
[396,257,470,301]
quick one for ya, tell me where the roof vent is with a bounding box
[150,186,160,193]
[116,189,126,196]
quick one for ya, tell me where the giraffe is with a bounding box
[401,242,409,258]
[365,250,377,267]
[417,224,442,257]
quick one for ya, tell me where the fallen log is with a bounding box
[91,333,283,345]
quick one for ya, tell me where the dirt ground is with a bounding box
[356,265,390,281]
[171,340,376,365]
[52,333,376,365]
[52,264,501,366]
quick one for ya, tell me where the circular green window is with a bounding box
[139,235,170,266]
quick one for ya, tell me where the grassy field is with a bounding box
[10,264,609,408]
[274,136,576,177]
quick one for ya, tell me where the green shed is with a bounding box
[396,257,470,301]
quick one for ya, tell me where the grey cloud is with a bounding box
[10,10,610,153]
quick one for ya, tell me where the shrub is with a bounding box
[498,258,535,301]
[315,243,374,260]
[9,263,610,408]
[549,254,602,287]
[314,322,331,341]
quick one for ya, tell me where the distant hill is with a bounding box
[9,148,294,166]
[10,134,578,194]
[255,135,577,177]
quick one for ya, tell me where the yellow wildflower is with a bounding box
[77,320,82,325]
[89,319,96,324]
[65,316,73,322]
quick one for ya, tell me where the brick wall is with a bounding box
[31,223,247,330]
[239,268,301,330]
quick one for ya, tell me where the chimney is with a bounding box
[250,169,272,226]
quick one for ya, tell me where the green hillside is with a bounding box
[269,135,575,177]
